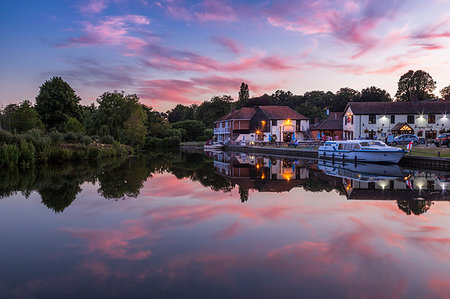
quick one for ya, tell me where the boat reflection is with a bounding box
[212,152,450,215]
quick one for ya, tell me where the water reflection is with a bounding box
[211,151,449,215]
[2,151,448,215]
[1,150,450,297]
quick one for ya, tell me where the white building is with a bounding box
[343,100,450,140]
[214,106,310,145]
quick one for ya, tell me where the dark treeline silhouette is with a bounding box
[0,70,446,148]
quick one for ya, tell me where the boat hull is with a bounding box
[318,149,404,164]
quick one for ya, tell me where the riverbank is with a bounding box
[224,145,450,171]
[0,130,133,169]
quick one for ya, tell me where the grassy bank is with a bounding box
[0,129,132,169]
[402,146,450,158]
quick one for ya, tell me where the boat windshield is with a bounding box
[370,141,386,146]
[359,141,386,147]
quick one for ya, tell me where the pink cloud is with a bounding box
[138,75,280,109]
[265,0,403,57]
[194,0,237,22]
[57,15,151,52]
[212,35,242,55]
[162,0,237,22]
[79,0,110,14]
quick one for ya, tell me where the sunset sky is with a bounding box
[1,0,449,111]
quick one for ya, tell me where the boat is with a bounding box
[318,159,408,182]
[318,140,405,164]
[204,139,224,150]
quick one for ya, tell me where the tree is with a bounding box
[245,94,274,107]
[64,117,85,133]
[331,88,360,112]
[440,85,450,98]
[167,104,197,123]
[35,76,82,130]
[123,107,147,147]
[235,82,249,109]
[195,95,233,127]
[94,91,146,145]
[395,70,436,101]
[358,86,392,102]
[1,100,44,132]
[172,120,206,141]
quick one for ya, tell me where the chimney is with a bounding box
[314,117,319,124]
[445,94,450,101]
[410,93,418,102]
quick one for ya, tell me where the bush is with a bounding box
[0,130,14,144]
[50,131,64,144]
[145,136,180,149]
[79,135,92,146]
[18,139,36,168]
[100,135,115,144]
[63,132,78,143]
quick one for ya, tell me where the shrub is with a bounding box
[18,139,36,168]
[63,132,78,143]
[100,135,115,144]
[0,130,14,144]
[50,131,63,144]
[79,135,92,146]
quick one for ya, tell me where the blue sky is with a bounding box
[1,0,449,111]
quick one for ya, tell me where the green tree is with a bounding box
[35,76,82,130]
[94,91,145,145]
[235,82,249,109]
[358,86,392,102]
[167,104,197,123]
[440,84,450,98]
[123,107,147,147]
[1,100,44,132]
[195,95,233,127]
[395,70,436,101]
[64,117,85,133]
[331,88,360,112]
[173,120,206,141]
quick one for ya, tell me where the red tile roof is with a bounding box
[215,107,256,122]
[258,106,309,120]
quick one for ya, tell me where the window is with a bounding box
[407,115,415,123]
[390,115,395,123]
[428,114,435,123]
[368,115,376,124]
[272,120,277,126]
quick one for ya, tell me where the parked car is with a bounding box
[434,133,450,147]
[391,134,419,146]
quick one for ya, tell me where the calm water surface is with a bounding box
[0,151,449,298]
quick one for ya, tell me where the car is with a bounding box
[392,134,419,146]
[434,133,450,147]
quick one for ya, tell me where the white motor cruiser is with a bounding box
[318,140,405,164]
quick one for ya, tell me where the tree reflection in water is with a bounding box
[0,150,448,215]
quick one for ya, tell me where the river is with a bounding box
[0,150,449,298]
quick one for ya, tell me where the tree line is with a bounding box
[1,70,449,148]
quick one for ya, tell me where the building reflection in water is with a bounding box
[210,151,450,215]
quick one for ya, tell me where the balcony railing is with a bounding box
[214,127,231,134]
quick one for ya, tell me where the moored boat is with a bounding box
[204,139,224,150]
[318,140,405,164]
